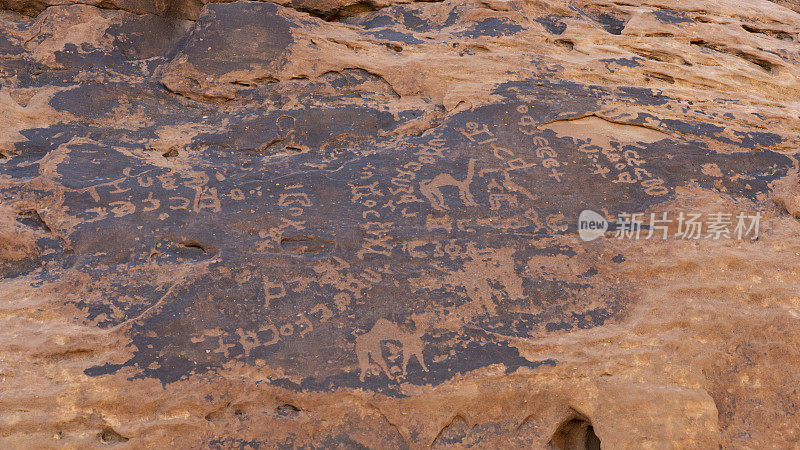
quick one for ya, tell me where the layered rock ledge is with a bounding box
[2,0,800,447]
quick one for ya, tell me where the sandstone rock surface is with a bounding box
[2,0,800,447]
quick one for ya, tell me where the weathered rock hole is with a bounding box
[276,403,301,416]
[258,138,283,152]
[690,40,775,72]
[162,147,179,158]
[549,416,600,450]
[736,51,775,72]
[280,234,335,253]
[204,401,230,422]
[328,2,378,21]
[251,75,279,84]
[280,235,313,244]
[554,39,574,51]
[693,15,717,23]
[98,426,129,444]
[384,43,403,52]
[296,0,386,22]
[646,72,675,84]
[179,239,206,253]
[741,24,794,41]
[627,48,686,65]
[432,414,471,446]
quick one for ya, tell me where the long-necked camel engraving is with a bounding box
[356,318,428,381]
[420,159,478,211]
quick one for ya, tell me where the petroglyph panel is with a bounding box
[3,73,792,394]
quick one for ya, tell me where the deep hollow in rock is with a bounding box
[549,414,601,450]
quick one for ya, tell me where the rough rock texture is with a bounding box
[1,0,800,447]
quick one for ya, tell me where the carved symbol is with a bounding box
[356,319,428,381]
[419,159,478,211]
[489,193,518,210]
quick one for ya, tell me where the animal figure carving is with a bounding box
[356,318,428,381]
[420,159,478,211]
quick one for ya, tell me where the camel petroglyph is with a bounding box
[356,318,428,381]
[420,159,478,211]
